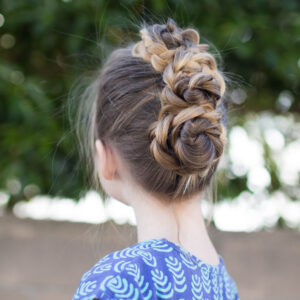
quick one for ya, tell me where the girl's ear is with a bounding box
[95,139,117,180]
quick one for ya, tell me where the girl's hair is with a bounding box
[73,18,230,205]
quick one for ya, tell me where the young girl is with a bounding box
[72,18,240,300]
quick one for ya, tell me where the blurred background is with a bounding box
[0,0,299,299]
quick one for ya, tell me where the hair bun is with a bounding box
[132,18,227,177]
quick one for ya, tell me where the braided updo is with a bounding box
[132,18,227,179]
[83,18,229,202]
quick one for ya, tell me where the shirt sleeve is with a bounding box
[93,287,117,300]
[94,272,142,300]
[72,278,121,300]
[73,271,142,300]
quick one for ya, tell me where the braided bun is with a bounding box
[132,18,227,178]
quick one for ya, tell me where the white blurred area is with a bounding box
[1,111,300,232]
[0,189,299,232]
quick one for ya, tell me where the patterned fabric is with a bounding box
[73,238,240,300]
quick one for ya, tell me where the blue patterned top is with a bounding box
[73,237,240,300]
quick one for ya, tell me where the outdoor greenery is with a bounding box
[1,0,299,221]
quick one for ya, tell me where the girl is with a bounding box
[72,18,240,300]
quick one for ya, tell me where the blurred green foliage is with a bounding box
[0,0,299,210]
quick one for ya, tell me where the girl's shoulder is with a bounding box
[72,238,240,300]
[72,238,172,299]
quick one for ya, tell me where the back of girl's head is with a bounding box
[75,17,229,204]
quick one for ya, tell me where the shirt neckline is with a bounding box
[161,237,223,268]
[136,237,223,268]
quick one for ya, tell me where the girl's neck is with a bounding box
[122,184,220,265]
